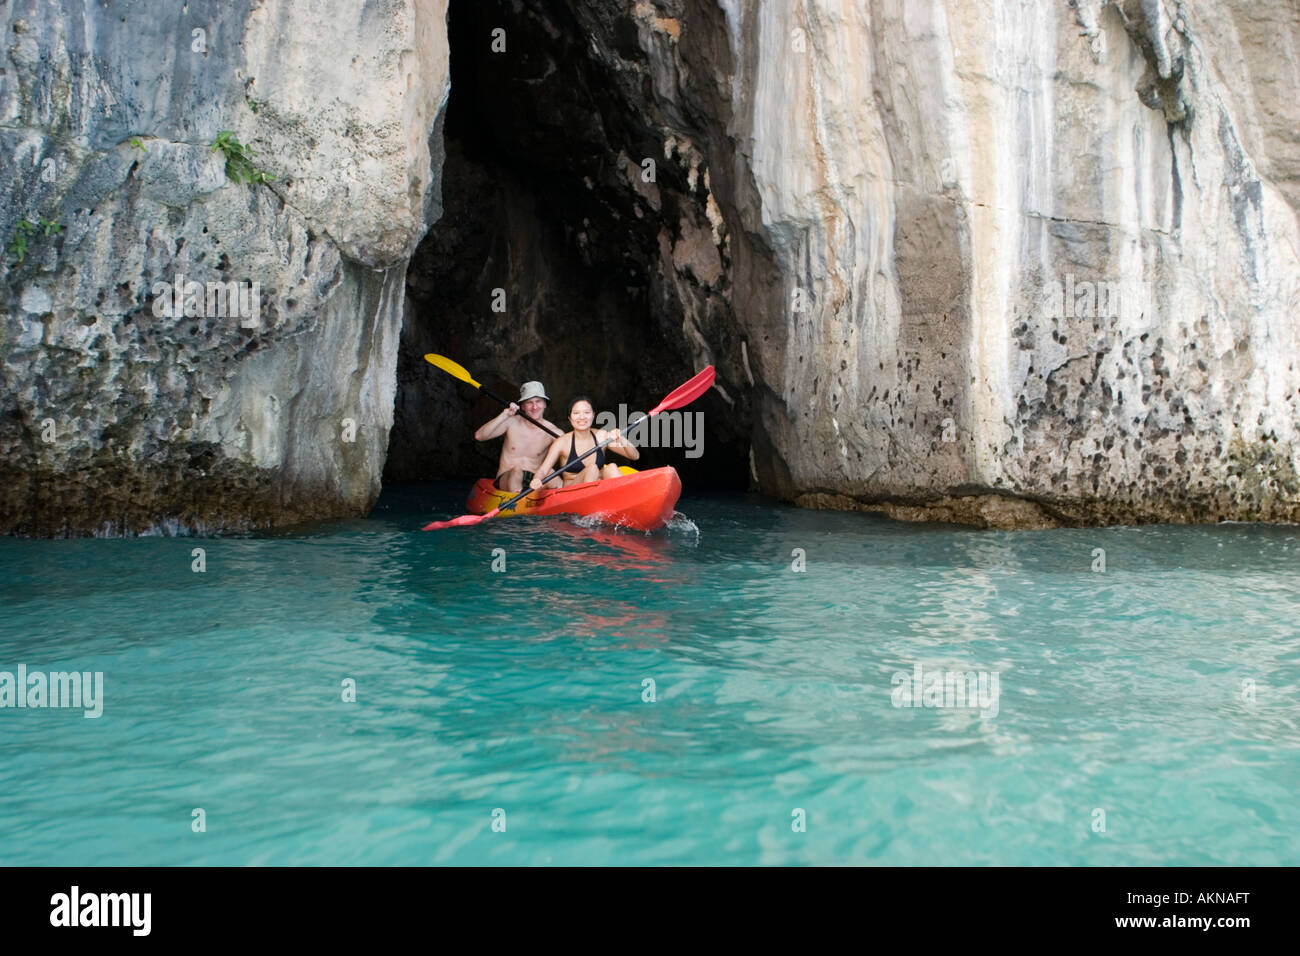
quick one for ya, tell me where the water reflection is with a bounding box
[543,520,679,580]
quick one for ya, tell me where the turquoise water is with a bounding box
[1,485,1298,865]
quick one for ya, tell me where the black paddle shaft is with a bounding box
[479,385,563,439]
[495,414,651,515]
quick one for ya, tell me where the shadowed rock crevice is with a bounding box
[386,0,753,489]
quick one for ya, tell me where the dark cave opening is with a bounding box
[384,0,750,491]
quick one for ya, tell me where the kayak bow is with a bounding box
[438,466,682,532]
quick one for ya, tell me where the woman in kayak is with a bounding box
[530,396,639,489]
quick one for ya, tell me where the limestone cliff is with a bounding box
[719,0,1300,526]
[1,0,448,534]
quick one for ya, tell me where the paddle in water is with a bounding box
[421,365,716,531]
[424,353,563,439]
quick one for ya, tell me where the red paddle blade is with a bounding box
[421,508,499,531]
[649,365,715,415]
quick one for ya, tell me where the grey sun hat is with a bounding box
[518,381,550,403]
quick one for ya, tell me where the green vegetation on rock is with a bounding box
[7,218,36,263]
[210,130,274,186]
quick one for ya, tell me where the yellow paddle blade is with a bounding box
[424,353,480,389]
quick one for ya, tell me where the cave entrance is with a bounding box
[384,0,749,491]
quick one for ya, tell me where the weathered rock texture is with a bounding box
[728,0,1300,526]
[6,0,1300,534]
[1,0,448,534]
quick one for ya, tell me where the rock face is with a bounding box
[720,0,1300,526]
[1,0,448,534]
[5,0,1300,534]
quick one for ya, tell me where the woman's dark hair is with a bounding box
[568,396,594,416]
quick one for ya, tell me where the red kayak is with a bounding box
[460,466,681,531]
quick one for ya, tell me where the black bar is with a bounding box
[0,866,1283,943]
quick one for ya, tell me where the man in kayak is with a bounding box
[529,396,639,489]
[475,381,564,491]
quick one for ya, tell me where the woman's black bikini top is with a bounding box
[564,431,605,474]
